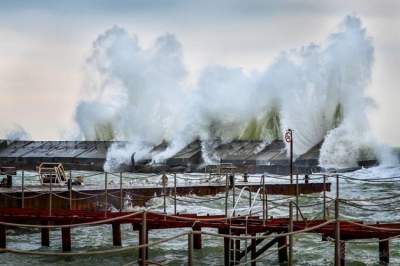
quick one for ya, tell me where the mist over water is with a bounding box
[74,15,397,171]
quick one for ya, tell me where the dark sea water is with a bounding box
[1,166,400,265]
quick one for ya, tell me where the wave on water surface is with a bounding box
[73,15,398,171]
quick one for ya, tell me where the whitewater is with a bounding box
[73,15,398,172]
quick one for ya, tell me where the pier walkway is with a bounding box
[0,173,399,265]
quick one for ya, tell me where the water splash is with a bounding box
[74,16,397,171]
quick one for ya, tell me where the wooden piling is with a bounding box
[61,227,71,252]
[0,225,6,248]
[220,228,230,266]
[379,239,389,265]
[277,236,288,264]
[112,223,122,246]
[188,232,193,266]
[138,212,148,266]
[41,221,50,247]
[193,224,202,249]
[235,239,241,263]
[340,241,345,266]
[250,235,257,266]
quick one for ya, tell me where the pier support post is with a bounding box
[112,223,122,246]
[339,241,345,266]
[61,227,71,252]
[188,232,193,266]
[0,225,6,248]
[138,212,148,266]
[41,221,50,247]
[138,228,149,265]
[379,239,389,265]
[250,235,257,266]
[220,228,230,266]
[235,239,241,263]
[193,225,202,249]
[277,236,288,264]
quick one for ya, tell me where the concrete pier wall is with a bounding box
[0,139,377,174]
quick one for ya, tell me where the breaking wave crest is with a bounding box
[74,15,398,171]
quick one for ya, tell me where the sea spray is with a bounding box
[74,15,396,171]
[2,125,31,141]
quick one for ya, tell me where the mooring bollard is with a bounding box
[21,170,25,209]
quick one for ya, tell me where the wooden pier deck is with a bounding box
[0,181,331,210]
[0,208,397,266]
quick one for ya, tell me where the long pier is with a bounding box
[0,171,330,210]
[0,173,399,265]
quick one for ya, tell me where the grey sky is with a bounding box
[0,1,399,145]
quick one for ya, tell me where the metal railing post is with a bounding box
[21,170,25,208]
[262,174,267,223]
[248,188,252,216]
[289,201,293,266]
[174,173,177,215]
[120,172,123,212]
[296,174,299,221]
[104,172,108,217]
[225,173,229,217]
[335,175,340,266]
[68,169,72,210]
[68,178,72,210]
[163,175,167,214]
[323,175,327,220]
[232,174,236,217]
[49,169,53,216]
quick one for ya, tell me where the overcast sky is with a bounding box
[0,1,399,145]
